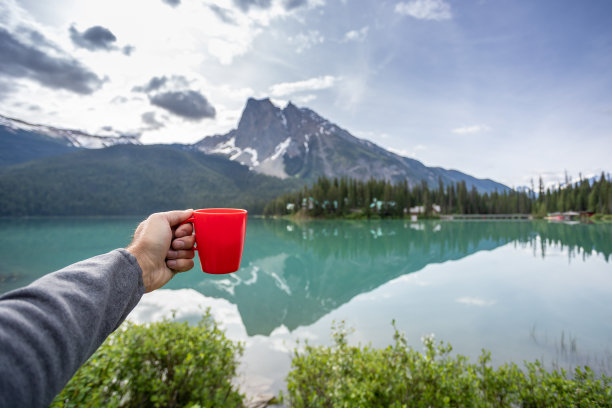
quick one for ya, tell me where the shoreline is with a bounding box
[263,212,612,223]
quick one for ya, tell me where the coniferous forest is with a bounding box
[264,173,612,218]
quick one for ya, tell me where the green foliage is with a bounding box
[52,312,244,408]
[0,144,302,216]
[538,172,612,215]
[283,322,612,407]
[265,173,612,218]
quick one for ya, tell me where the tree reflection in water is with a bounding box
[168,220,611,336]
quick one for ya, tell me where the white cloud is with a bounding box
[269,75,338,97]
[289,29,324,53]
[520,168,608,191]
[336,73,367,110]
[395,0,452,21]
[208,37,252,65]
[387,147,407,155]
[343,26,369,42]
[387,144,426,159]
[293,93,317,104]
[0,0,318,144]
[456,297,496,307]
[355,130,391,141]
[269,97,288,107]
[0,1,28,28]
[452,124,491,135]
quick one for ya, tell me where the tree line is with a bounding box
[263,173,612,218]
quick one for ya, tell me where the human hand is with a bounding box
[127,210,196,293]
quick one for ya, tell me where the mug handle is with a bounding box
[180,216,194,225]
[179,216,197,251]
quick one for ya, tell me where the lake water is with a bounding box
[1,218,611,398]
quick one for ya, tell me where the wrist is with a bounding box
[126,244,155,292]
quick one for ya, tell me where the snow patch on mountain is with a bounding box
[0,115,139,148]
[210,136,238,156]
[270,137,291,161]
[251,137,291,178]
[205,136,261,168]
[242,148,259,167]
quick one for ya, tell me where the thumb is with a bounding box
[163,209,194,228]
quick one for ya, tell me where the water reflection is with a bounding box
[1,218,611,397]
[0,217,139,293]
[529,326,612,376]
[167,220,611,336]
[531,222,612,262]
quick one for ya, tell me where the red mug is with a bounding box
[182,208,247,274]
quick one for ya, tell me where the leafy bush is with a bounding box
[283,322,612,407]
[52,312,244,408]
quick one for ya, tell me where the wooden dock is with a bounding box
[440,214,532,220]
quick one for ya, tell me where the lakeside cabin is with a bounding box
[408,204,441,221]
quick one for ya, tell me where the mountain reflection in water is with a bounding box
[2,217,611,397]
[165,219,611,336]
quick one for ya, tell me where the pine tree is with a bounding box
[265,173,612,218]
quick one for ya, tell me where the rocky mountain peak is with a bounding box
[238,98,277,128]
[234,98,288,158]
[282,101,300,115]
[193,98,509,193]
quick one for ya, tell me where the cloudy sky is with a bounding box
[1,0,611,187]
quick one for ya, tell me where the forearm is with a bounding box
[0,249,145,407]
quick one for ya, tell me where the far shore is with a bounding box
[263,211,612,223]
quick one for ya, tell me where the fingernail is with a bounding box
[167,260,177,269]
[174,240,184,249]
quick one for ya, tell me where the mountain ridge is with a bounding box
[0,113,140,168]
[194,98,509,193]
[0,114,139,149]
[1,98,509,196]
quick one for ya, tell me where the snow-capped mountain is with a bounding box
[0,114,140,149]
[194,98,509,193]
[1,99,510,193]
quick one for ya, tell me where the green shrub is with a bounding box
[52,312,244,408]
[283,321,612,407]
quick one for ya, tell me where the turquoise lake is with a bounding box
[1,218,611,397]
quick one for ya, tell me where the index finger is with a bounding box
[163,209,194,228]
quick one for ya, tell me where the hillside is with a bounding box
[0,123,77,167]
[0,144,301,216]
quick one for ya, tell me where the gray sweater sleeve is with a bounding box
[0,248,145,408]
